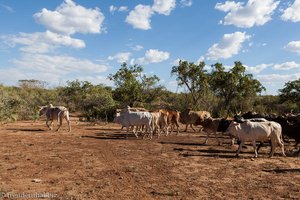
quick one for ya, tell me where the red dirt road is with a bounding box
[0,119,299,199]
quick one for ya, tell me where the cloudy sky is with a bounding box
[1,0,300,95]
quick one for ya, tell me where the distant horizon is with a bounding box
[1,0,300,96]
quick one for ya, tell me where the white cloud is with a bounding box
[108,52,131,63]
[3,31,85,53]
[119,6,129,12]
[109,5,117,14]
[72,75,114,87]
[152,0,176,15]
[33,0,105,35]
[215,1,243,12]
[180,0,193,7]
[216,0,279,28]
[12,54,107,74]
[0,4,14,13]
[255,72,300,95]
[132,45,144,51]
[273,61,300,70]
[136,49,170,64]
[257,73,300,83]
[109,5,128,14]
[285,41,300,54]
[125,5,153,30]
[0,68,64,87]
[245,63,271,74]
[281,0,300,22]
[126,0,177,30]
[205,32,251,60]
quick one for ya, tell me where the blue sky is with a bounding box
[0,0,300,95]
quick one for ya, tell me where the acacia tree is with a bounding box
[108,63,162,107]
[210,61,265,115]
[171,60,212,110]
[279,79,300,112]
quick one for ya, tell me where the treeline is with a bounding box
[0,61,299,122]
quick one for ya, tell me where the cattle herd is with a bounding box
[38,105,300,158]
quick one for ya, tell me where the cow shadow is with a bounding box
[173,147,237,158]
[81,132,139,140]
[85,128,121,131]
[159,141,206,146]
[6,128,45,132]
[263,168,300,173]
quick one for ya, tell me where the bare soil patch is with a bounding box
[0,119,299,199]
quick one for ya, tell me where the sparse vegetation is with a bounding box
[0,61,298,122]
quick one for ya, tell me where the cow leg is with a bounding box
[176,123,180,135]
[184,124,188,132]
[56,115,63,132]
[278,139,286,157]
[256,142,264,153]
[46,119,53,130]
[252,141,258,158]
[133,128,139,138]
[236,141,244,157]
[190,124,196,132]
[269,140,276,157]
[231,138,235,146]
[203,131,210,144]
[156,125,160,139]
[67,119,71,132]
[126,126,129,139]
[142,127,148,139]
[148,124,153,140]
[65,114,71,132]
[215,131,221,145]
[165,125,170,136]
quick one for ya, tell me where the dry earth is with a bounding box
[0,117,299,200]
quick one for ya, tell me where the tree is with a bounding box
[58,80,116,121]
[210,61,265,115]
[108,63,162,107]
[279,79,300,112]
[81,85,116,121]
[57,80,94,111]
[171,60,211,110]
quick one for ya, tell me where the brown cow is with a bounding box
[158,109,180,135]
[180,108,211,132]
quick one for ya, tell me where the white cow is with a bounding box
[149,111,162,138]
[113,106,153,139]
[226,121,286,157]
[39,104,71,132]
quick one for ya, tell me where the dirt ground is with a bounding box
[0,117,299,200]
